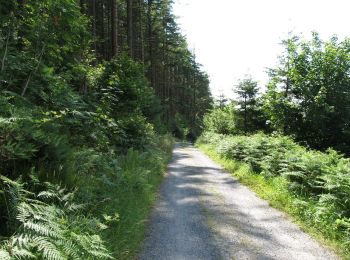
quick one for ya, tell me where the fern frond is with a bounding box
[37,190,58,200]
[2,176,114,259]
[24,221,60,238]
[11,247,36,259]
[56,240,80,259]
[11,234,33,248]
[33,237,65,260]
[0,249,11,260]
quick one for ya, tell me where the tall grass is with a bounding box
[97,135,173,259]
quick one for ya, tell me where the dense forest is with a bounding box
[0,0,211,258]
[200,33,350,256]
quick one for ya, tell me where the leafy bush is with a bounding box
[171,113,190,139]
[203,105,237,135]
[97,54,158,118]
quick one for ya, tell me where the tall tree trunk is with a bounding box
[17,0,25,50]
[98,0,105,59]
[92,0,97,55]
[111,0,118,57]
[147,0,155,86]
[139,0,145,62]
[127,0,133,57]
[1,21,11,73]
[162,11,167,122]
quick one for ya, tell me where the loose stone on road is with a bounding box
[139,144,338,260]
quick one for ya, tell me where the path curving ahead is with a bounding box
[139,144,338,260]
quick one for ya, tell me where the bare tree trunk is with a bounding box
[92,0,97,55]
[163,13,168,123]
[127,0,133,57]
[106,1,111,60]
[17,0,25,50]
[147,0,155,86]
[99,0,105,59]
[93,0,107,59]
[111,0,118,57]
[80,75,88,95]
[139,0,144,62]
[1,25,11,74]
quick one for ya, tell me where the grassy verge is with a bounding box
[196,143,347,259]
[103,136,173,259]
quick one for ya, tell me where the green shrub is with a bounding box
[203,105,237,135]
[97,54,158,118]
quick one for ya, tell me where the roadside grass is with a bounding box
[106,178,164,259]
[196,143,347,259]
[108,137,173,259]
[75,135,174,259]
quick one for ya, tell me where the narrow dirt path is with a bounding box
[139,144,338,260]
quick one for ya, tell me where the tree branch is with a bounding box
[1,21,12,74]
[21,44,45,97]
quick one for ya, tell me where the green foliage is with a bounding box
[172,113,190,139]
[0,2,174,259]
[234,77,266,133]
[0,130,173,259]
[198,132,350,254]
[203,77,268,136]
[264,33,350,153]
[0,116,37,161]
[212,33,350,154]
[203,104,237,135]
[197,143,345,258]
[94,55,160,150]
[0,0,199,258]
[0,0,90,100]
[75,135,174,259]
[98,53,158,118]
[0,175,112,260]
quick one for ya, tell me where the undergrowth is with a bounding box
[197,132,350,259]
[0,135,173,259]
[86,135,173,259]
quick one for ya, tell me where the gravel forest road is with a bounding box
[139,144,338,260]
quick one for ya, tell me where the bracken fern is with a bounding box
[0,175,113,259]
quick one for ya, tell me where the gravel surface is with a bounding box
[139,144,338,260]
